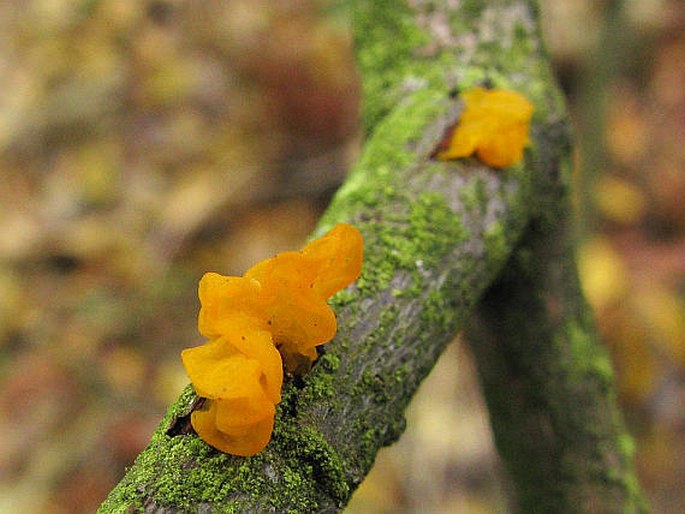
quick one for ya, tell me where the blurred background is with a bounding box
[0,0,683,512]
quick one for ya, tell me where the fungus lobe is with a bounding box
[435,86,533,168]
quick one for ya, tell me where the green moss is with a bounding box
[317,352,341,373]
[409,191,468,264]
[603,432,647,511]
[305,374,336,400]
[392,363,411,384]
[330,287,358,309]
[420,289,455,334]
[331,88,447,212]
[275,424,349,504]
[564,318,615,387]
[301,354,341,402]
[358,427,378,460]
[461,0,486,17]
[483,221,509,271]
[459,175,488,214]
[617,433,636,460]
[98,381,353,513]
[361,369,391,404]
[351,0,444,132]
[331,178,467,300]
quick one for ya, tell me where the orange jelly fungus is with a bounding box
[436,87,533,168]
[181,223,363,456]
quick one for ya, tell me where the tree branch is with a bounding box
[98,1,646,512]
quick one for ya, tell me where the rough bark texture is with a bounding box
[98,1,646,512]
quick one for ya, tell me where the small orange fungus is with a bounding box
[244,223,364,373]
[436,87,533,168]
[181,223,363,456]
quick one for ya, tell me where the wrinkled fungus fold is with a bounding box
[436,87,533,168]
[181,223,363,456]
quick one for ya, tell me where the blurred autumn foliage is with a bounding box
[0,1,683,512]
